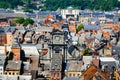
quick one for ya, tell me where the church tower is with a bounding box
[11,38,21,60]
[49,29,67,80]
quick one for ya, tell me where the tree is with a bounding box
[23,18,34,26]
[84,48,90,56]
[8,51,13,60]
[15,17,25,24]
[15,17,34,26]
[76,24,84,33]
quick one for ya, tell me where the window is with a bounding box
[57,73,59,77]
[54,73,56,77]
[9,72,11,75]
[78,74,80,76]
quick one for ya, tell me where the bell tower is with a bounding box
[49,29,67,80]
[11,38,21,60]
[49,29,67,61]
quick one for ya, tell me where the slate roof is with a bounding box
[5,60,22,71]
[105,14,114,18]
[38,11,59,15]
[26,13,36,18]
[112,45,120,54]
[84,24,100,30]
[35,27,53,32]
[0,13,27,19]
[80,11,104,16]
[51,53,62,71]
[65,61,83,72]
[0,9,14,14]
[63,77,79,80]
[0,56,6,66]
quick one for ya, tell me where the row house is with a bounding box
[0,28,14,46]
[79,11,106,25]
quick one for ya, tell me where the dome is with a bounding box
[67,6,73,14]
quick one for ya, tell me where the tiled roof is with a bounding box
[68,25,76,33]
[102,32,110,39]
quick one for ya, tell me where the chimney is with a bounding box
[4,44,7,56]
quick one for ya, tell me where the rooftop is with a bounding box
[51,53,62,71]
[66,61,83,72]
[0,13,27,19]
[21,44,39,56]
[100,57,116,62]
[84,24,100,30]
[5,60,22,70]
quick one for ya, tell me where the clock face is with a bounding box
[53,35,63,44]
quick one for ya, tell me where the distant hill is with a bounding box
[0,0,120,11]
[0,0,37,9]
[43,0,120,11]
[0,0,23,9]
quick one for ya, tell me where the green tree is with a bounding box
[84,48,90,56]
[23,18,34,26]
[8,51,13,60]
[15,17,25,24]
[76,24,84,33]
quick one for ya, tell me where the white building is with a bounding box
[0,75,32,80]
[61,7,80,20]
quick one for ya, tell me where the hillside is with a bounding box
[43,0,120,11]
[0,0,120,11]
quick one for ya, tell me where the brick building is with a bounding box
[0,28,14,46]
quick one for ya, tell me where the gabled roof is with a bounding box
[81,65,110,80]
[52,29,64,35]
